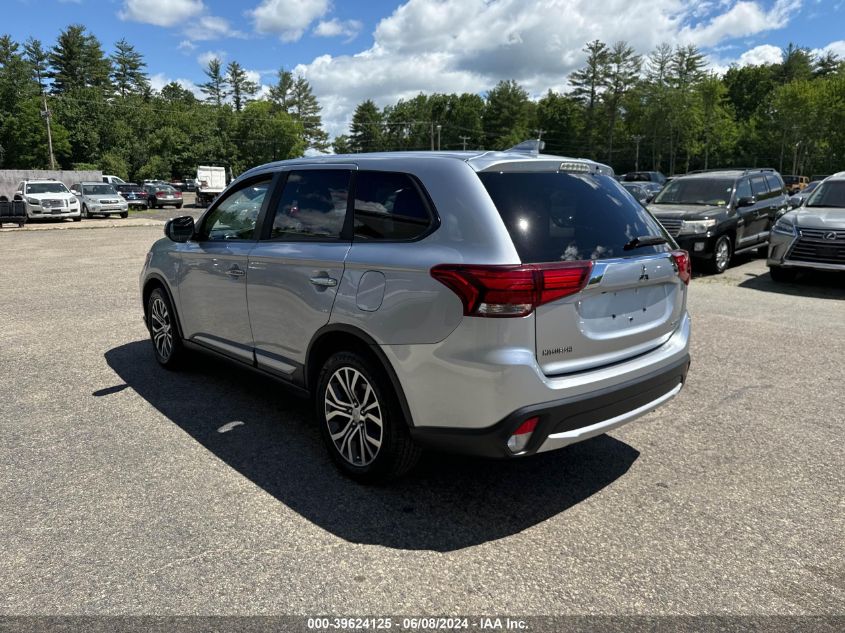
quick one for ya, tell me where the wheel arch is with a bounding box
[306,324,415,428]
[142,274,184,339]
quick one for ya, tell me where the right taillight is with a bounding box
[431,261,593,318]
[671,250,691,285]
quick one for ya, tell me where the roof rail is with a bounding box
[686,167,776,175]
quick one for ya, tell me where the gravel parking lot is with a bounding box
[0,225,843,617]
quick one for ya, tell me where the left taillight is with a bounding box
[671,250,691,285]
[430,261,593,318]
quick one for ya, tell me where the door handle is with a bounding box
[227,267,245,278]
[310,276,338,287]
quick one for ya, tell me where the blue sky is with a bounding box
[6,0,845,135]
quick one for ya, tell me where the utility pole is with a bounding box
[430,121,434,151]
[533,128,546,142]
[459,135,470,151]
[632,135,644,172]
[791,141,800,176]
[436,124,442,151]
[40,93,56,170]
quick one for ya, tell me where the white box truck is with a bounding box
[195,165,227,207]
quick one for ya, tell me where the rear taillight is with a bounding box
[671,250,691,285]
[156,191,165,197]
[175,191,182,197]
[431,261,593,318]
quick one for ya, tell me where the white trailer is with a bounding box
[195,165,227,207]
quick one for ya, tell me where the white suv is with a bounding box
[141,145,692,482]
[15,180,81,221]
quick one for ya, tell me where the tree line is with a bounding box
[0,25,327,180]
[339,41,845,177]
[1,25,844,180]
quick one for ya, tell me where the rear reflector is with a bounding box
[507,416,540,453]
[671,250,691,285]
[431,261,593,318]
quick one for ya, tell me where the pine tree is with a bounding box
[23,38,48,92]
[110,38,148,98]
[603,41,641,162]
[48,25,111,93]
[349,99,383,152]
[269,69,294,110]
[199,57,228,106]
[569,39,610,157]
[291,76,328,151]
[226,61,258,112]
[483,80,532,149]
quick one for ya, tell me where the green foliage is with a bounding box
[110,39,148,97]
[199,57,227,106]
[226,61,258,112]
[350,99,383,152]
[135,156,171,181]
[483,80,532,149]
[49,25,111,94]
[99,151,129,179]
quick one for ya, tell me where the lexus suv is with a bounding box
[648,168,788,273]
[140,147,692,482]
[14,179,81,221]
[768,172,845,281]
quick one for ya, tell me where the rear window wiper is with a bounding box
[623,235,668,251]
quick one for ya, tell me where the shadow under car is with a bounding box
[103,340,640,551]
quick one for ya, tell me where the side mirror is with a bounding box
[736,195,756,207]
[165,216,195,243]
[787,195,802,209]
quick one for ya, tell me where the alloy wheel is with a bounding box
[324,367,383,467]
[150,297,173,361]
[715,238,730,271]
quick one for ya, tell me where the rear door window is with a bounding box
[750,176,769,199]
[352,171,433,240]
[269,170,351,240]
[478,172,669,263]
[765,174,783,194]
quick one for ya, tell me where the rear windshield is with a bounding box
[478,172,669,263]
[652,178,734,206]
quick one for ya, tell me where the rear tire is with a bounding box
[72,216,81,222]
[147,287,184,369]
[316,351,420,483]
[769,265,797,283]
[120,212,128,218]
[705,235,732,274]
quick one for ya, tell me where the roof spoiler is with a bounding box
[506,139,546,156]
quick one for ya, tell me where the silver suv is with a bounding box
[140,147,692,482]
[768,172,845,281]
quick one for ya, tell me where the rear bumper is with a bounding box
[409,354,690,458]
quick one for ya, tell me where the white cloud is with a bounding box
[737,43,783,66]
[812,39,845,59]
[250,0,331,42]
[291,0,804,137]
[119,0,205,27]
[314,18,363,41]
[183,15,247,41]
[197,50,227,68]
[678,0,800,47]
[178,40,197,52]
[150,72,203,98]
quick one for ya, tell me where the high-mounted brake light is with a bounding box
[671,250,691,285]
[431,261,593,318]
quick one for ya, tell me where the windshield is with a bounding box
[83,184,118,195]
[806,181,845,208]
[478,172,669,263]
[653,178,734,206]
[25,182,69,194]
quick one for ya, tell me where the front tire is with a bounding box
[316,351,420,483]
[147,287,183,368]
[120,212,128,218]
[72,216,81,222]
[82,205,89,219]
[706,235,732,274]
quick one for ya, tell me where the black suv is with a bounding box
[647,168,788,273]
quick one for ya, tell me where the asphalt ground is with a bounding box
[0,226,843,617]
